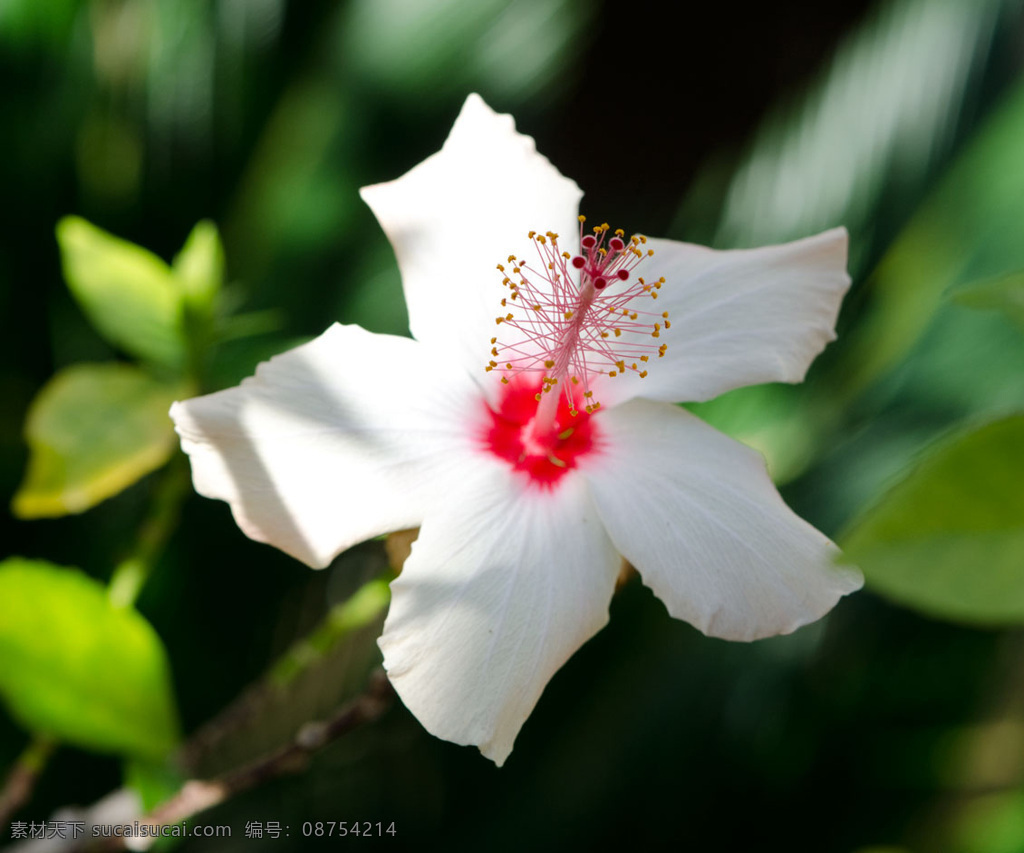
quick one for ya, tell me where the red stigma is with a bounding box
[483,377,599,487]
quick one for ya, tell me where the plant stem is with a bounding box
[0,735,56,830]
[108,457,190,608]
[94,673,394,851]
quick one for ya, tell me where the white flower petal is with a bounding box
[599,228,850,407]
[583,400,862,641]
[360,94,583,379]
[379,463,620,766]
[171,324,483,568]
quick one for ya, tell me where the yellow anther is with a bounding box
[630,312,638,320]
[557,427,575,440]
[495,317,503,325]
[598,248,607,257]
[501,298,507,307]
[639,235,647,244]
[506,313,514,321]
[631,362,637,369]
[614,228,625,237]
[639,370,648,378]
[614,328,622,337]
[544,359,555,369]
[562,251,570,259]
[506,363,512,369]
[609,370,618,378]
[647,250,654,257]
[615,360,626,372]
[528,230,536,238]
[571,376,579,385]
[662,311,669,318]
[490,337,497,344]
[578,215,586,223]
[548,263,555,270]
[501,376,510,384]
[547,232,558,239]
[651,292,658,300]
[600,332,609,338]
[533,304,541,311]
[503,277,511,286]
[535,393,542,401]
[640,355,649,363]
[538,235,547,245]
[491,347,498,356]
[665,320,671,329]
[564,311,574,320]
[584,390,593,398]
[508,255,516,263]
[485,365,493,372]
[652,329,660,338]
[513,267,521,274]
[548,454,567,468]
[497,264,505,272]
[511,292,519,300]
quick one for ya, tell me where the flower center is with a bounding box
[485,216,669,428]
[483,375,598,486]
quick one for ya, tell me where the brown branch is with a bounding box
[90,671,394,851]
[0,736,57,831]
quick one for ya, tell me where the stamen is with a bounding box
[487,216,670,423]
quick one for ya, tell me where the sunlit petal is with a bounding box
[598,228,850,407]
[379,464,620,765]
[360,94,583,378]
[584,400,862,640]
[171,324,483,568]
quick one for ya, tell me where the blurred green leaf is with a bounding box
[0,558,179,758]
[837,76,1024,398]
[185,571,389,778]
[12,363,182,518]
[57,216,186,369]
[124,756,186,812]
[172,219,224,311]
[953,271,1024,330]
[953,789,1024,853]
[841,415,1024,624]
[685,384,822,485]
[341,0,595,102]
[682,0,1013,253]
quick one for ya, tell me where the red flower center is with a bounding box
[483,377,599,486]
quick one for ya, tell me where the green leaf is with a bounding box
[172,219,224,311]
[836,77,1024,398]
[953,271,1024,330]
[57,216,185,369]
[124,757,186,812]
[680,0,1012,251]
[685,383,822,485]
[0,558,180,758]
[12,363,183,518]
[841,415,1024,625]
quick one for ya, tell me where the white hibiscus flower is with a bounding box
[170,94,862,766]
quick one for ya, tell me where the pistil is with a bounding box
[487,217,669,430]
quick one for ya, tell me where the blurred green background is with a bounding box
[2,0,1024,850]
